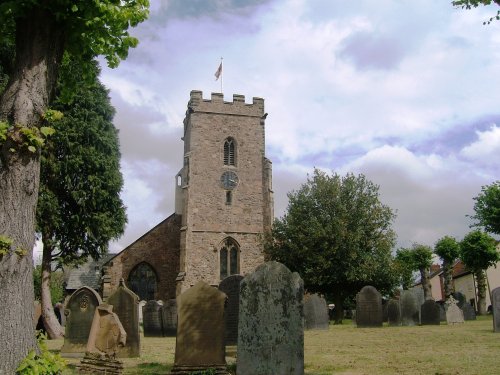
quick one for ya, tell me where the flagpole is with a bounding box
[220,57,223,94]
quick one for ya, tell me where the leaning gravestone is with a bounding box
[107,278,140,357]
[238,261,304,375]
[218,274,244,345]
[421,300,440,325]
[387,299,401,326]
[446,296,464,325]
[400,290,420,326]
[77,304,126,374]
[61,286,102,356]
[170,281,229,375]
[461,302,476,321]
[161,299,177,337]
[143,300,164,337]
[491,287,500,332]
[303,293,329,330]
[356,286,383,327]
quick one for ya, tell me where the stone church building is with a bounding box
[101,90,273,301]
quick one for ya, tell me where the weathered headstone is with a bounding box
[107,278,140,357]
[218,274,244,344]
[421,300,440,325]
[77,304,126,374]
[382,299,389,323]
[170,281,229,375]
[400,290,420,326]
[142,300,163,337]
[356,286,383,327]
[237,261,304,375]
[437,301,447,322]
[446,296,464,325]
[303,293,329,330]
[138,300,146,324]
[452,292,466,308]
[161,299,177,337]
[461,302,476,321]
[61,286,102,356]
[492,287,500,332]
[387,299,401,326]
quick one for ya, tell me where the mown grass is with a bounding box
[47,316,499,374]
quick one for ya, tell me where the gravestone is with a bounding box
[492,287,500,332]
[170,281,229,375]
[218,274,244,344]
[356,286,383,327]
[400,290,420,326]
[237,261,304,375]
[107,278,140,357]
[303,293,329,330]
[387,299,401,326]
[161,299,177,337]
[138,300,146,324]
[61,286,102,356]
[143,300,163,337]
[77,304,126,374]
[461,302,476,321]
[446,296,464,325]
[421,300,440,325]
[452,292,466,308]
[437,301,447,322]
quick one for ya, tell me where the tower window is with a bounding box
[223,137,236,166]
[226,191,232,205]
[220,238,239,280]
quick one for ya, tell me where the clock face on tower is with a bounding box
[220,171,239,190]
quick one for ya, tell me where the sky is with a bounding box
[97,0,500,254]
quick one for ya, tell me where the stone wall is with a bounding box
[102,214,181,301]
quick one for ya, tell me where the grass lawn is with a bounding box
[47,316,499,374]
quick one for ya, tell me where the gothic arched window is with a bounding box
[128,262,158,301]
[220,238,239,280]
[223,137,236,166]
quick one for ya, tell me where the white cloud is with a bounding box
[461,125,500,166]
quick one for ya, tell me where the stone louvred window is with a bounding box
[220,238,239,280]
[223,137,236,166]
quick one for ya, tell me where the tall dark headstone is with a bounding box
[303,293,329,330]
[421,300,440,325]
[143,300,163,337]
[161,299,177,337]
[387,299,401,326]
[107,278,140,357]
[491,287,500,332]
[452,292,466,308]
[218,274,244,345]
[356,286,382,327]
[237,261,304,375]
[400,290,419,326]
[461,302,476,321]
[170,281,229,375]
[61,286,102,356]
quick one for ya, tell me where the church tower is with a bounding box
[175,91,273,294]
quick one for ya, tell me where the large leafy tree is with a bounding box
[434,236,460,298]
[453,0,500,24]
[265,169,397,323]
[394,248,416,290]
[0,1,148,372]
[460,230,499,315]
[396,244,434,300]
[36,58,127,339]
[471,181,500,235]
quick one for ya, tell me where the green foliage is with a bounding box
[190,369,217,375]
[16,331,66,374]
[394,248,416,289]
[460,230,499,273]
[0,121,8,142]
[265,169,397,303]
[409,243,433,270]
[36,58,127,266]
[452,0,500,24]
[0,235,13,256]
[434,236,460,263]
[471,181,500,235]
[33,266,65,305]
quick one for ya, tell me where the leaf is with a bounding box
[40,127,55,137]
[28,145,36,153]
[71,4,78,12]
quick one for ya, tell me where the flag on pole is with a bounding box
[215,61,222,81]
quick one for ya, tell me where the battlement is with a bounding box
[188,90,264,117]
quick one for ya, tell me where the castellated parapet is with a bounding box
[188,90,264,117]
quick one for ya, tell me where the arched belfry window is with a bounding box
[223,137,236,166]
[128,262,158,301]
[220,238,239,280]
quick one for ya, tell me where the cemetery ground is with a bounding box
[47,315,499,375]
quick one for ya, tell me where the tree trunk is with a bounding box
[40,240,64,339]
[420,267,433,300]
[0,8,64,373]
[476,270,487,315]
[443,260,455,298]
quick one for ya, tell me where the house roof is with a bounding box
[65,254,115,291]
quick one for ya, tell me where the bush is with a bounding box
[16,331,66,374]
